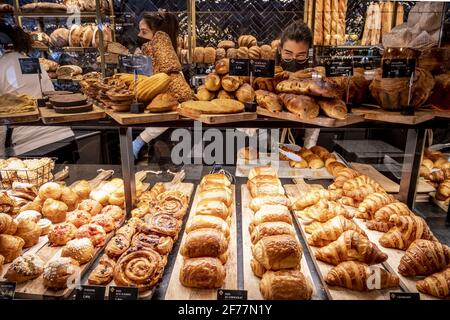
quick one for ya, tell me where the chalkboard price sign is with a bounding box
[251,59,275,78]
[229,59,250,76]
[325,59,354,77]
[382,59,416,78]
[19,58,41,75]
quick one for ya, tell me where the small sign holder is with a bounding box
[0,281,16,300]
[382,55,417,116]
[119,55,151,113]
[108,286,139,300]
[19,58,46,107]
[217,289,247,300]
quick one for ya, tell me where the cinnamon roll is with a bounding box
[140,213,181,239]
[88,255,115,285]
[153,191,187,219]
[131,233,174,255]
[113,248,164,291]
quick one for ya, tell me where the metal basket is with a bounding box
[0,157,56,189]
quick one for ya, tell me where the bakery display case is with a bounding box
[1,0,450,302]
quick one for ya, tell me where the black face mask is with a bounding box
[280,59,310,72]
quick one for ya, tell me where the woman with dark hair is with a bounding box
[132,11,180,160]
[277,20,313,72]
[138,11,179,49]
[0,24,74,157]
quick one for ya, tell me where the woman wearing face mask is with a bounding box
[277,20,320,148]
[0,24,75,158]
[132,11,179,160]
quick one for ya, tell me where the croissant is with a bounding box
[307,216,367,247]
[398,240,450,277]
[427,168,450,183]
[373,202,411,222]
[334,168,360,188]
[436,180,450,201]
[366,220,392,233]
[260,270,313,300]
[344,184,382,202]
[325,261,399,291]
[291,191,320,210]
[297,200,352,224]
[416,268,450,298]
[379,215,437,250]
[342,175,383,192]
[0,213,17,235]
[315,230,387,265]
[357,192,397,220]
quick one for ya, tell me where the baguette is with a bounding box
[314,0,324,45]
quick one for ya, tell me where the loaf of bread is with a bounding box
[235,83,255,103]
[215,48,226,61]
[226,48,238,59]
[193,47,204,64]
[221,75,243,92]
[204,47,216,64]
[279,94,320,120]
[217,90,234,99]
[50,28,70,47]
[238,35,257,48]
[215,59,229,75]
[205,73,221,92]
[249,46,261,59]
[317,98,347,120]
[218,40,235,49]
[167,72,194,102]
[237,47,249,59]
[260,45,274,60]
[196,85,216,101]
[152,31,182,74]
[255,90,282,112]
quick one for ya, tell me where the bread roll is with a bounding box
[196,85,215,101]
[180,228,228,262]
[248,166,278,180]
[255,90,282,112]
[221,75,242,92]
[251,222,295,244]
[235,83,255,103]
[204,73,221,91]
[279,93,320,120]
[215,58,229,75]
[195,200,230,221]
[197,188,232,207]
[186,215,230,238]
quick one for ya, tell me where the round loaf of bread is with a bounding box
[260,45,274,60]
[238,35,257,48]
[50,28,70,47]
[215,48,226,61]
[248,46,261,59]
[218,40,235,49]
[215,58,229,75]
[69,24,84,47]
[237,47,249,59]
[81,25,94,48]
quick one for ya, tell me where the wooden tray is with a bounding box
[352,107,434,125]
[350,163,435,194]
[284,183,403,300]
[106,109,179,125]
[165,185,238,300]
[0,109,40,125]
[178,108,257,124]
[84,182,195,299]
[40,105,105,124]
[241,185,319,299]
[350,217,440,300]
[433,110,450,119]
[257,107,364,128]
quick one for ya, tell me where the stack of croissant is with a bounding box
[88,182,190,292]
[247,166,313,300]
[426,168,450,205]
[291,175,403,292]
[179,173,232,289]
